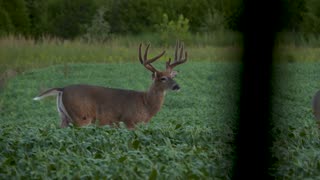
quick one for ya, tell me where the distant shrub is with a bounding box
[82,7,111,43]
[156,14,191,45]
[201,9,226,32]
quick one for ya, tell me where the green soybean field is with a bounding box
[1,62,320,179]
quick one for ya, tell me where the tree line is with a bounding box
[0,0,319,40]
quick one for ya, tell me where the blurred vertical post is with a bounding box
[233,0,281,178]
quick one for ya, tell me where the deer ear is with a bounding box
[170,71,178,78]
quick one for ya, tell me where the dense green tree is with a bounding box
[279,0,308,31]
[0,6,13,36]
[300,0,320,33]
[105,0,163,33]
[170,0,210,32]
[24,0,49,38]
[1,0,30,35]
[0,0,319,39]
[206,0,244,31]
[308,0,320,17]
[47,0,97,39]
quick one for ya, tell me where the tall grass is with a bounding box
[275,32,320,47]
[1,31,320,75]
[0,32,243,75]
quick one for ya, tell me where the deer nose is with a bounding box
[172,84,180,91]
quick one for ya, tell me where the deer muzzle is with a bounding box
[172,84,180,91]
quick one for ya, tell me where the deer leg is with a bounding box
[57,92,72,128]
[59,112,71,128]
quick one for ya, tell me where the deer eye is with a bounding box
[160,77,167,82]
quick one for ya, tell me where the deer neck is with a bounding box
[144,83,165,115]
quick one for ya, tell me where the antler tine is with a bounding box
[146,50,166,64]
[139,43,143,64]
[179,42,184,62]
[166,41,187,72]
[144,44,150,62]
[139,43,166,73]
[174,40,179,62]
[166,58,171,69]
[170,52,187,68]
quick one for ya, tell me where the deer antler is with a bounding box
[139,43,166,73]
[166,40,188,72]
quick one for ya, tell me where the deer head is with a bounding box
[139,40,187,92]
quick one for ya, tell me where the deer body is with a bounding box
[34,41,187,129]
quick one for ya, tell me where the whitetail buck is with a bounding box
[33,41,187,129]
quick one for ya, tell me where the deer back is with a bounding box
[61,84,162,127]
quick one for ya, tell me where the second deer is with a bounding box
[33,41,187,129]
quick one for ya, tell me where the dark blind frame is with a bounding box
[232,0,282,178]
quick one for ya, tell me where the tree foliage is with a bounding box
[82,7,111,43]
[0,6,13,36]
[46,0,97,39]
[156,14,190,45]
[24,0,49,38]
[1,0,30,35]
[0,0,319,39]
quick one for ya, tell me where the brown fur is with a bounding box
[63,82,166,128]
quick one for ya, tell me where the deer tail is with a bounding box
[33,88,64,101]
